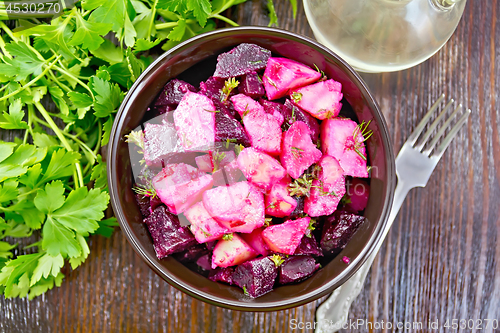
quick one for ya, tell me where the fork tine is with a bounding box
[433,109,471,158]
[408,94,445,145]
[415,99,455,150]
[422,104,463,155]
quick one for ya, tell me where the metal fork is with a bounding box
[315,94,471,333]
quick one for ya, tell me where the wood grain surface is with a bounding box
[1,0,499,332]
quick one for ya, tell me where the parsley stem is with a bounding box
[32,116,98,161]
[34,101,85,188]
[210,14,239,27]
[0,55,60,102]
[0,34,12,59]
[48,70,71,93]
[155,21,179,30]
[54,63,94,98]
[212,0,238,15]
[94,120,102,156]
[23,104,34,144]
[0,21,18,42]
[148,0,159,40]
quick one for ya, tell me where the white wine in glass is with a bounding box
[304,0,467,73]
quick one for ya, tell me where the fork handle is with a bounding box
[314,180,412,333]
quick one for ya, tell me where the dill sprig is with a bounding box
[291,91,302,103]
[211,150,226,172]
[125,130,145,151]
[222,233,234,241]
[132,183,157,198]
[291,146,304,159]
[352,120,373,161]
[270,254,285,267]
[288,174,314,197]
[221,77,239,102]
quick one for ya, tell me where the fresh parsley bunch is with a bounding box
[0,0,252,299]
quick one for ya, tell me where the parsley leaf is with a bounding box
[68,91,94,109]
[51,187,110,235]
[34,181,66,214]
[89,76,124,117]
[168,19,186,41]
[187,0,212,27]
[42,216,82,258]
[69,12,112,51]
[0,99,29,130]
[38,149,80,185]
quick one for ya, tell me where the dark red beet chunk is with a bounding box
[209,267,235,284]
[214,43,271,79]
[143,122,181,167]
[174,244,208,263]
[232,256,278,298]
[240,72,265,99]
[279,256,319,284]
[321,212,366,255]
[214,111,251,146]
[283,99,320,142]
[200,76,226,101]
[206,241,217,251]
[294,235,323,257]
[196,253,212,271]
[144,206,197,259]
[135,193,151,218]
[155,79,197,106]
[289,196,305,218]
[150,195,163,212]
[149,105,175,120]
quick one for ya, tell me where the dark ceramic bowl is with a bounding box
[107,27,395,311]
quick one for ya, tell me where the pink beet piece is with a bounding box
[345,178,370,212]
[240,227,270,256]
[231,95,282,155]
[240,71,265,99]
[195,150,236,173]
[259,99,285,125]
[262,57,322,100]
[237,147,286,191]
[243,112,283,155]
[203,181,265,233]
[321,117,369,178]
[212,159,246,186]
[262,217,311,255]
[195,154,212,172]
[231,93,265,118]
[153,163,214,214]
[184,201,231,243]
[173,91,216,150]
[265,176,297,218]
[280,121,322,179]
[211,233,258,269]
[143,122,182,167]
[304,155,346,217]
[289,79,343,120]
